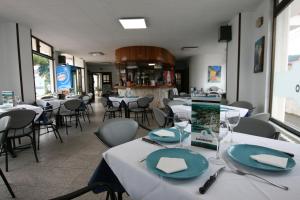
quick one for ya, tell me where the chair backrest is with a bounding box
[163,98,171,107]
[41,95,54,100]
[153,107,167,128]
[234,118,279,139]
[230,101,254,110]
[0,116,11,145]
[208,86,220,92]
[95,118,138,147]
[145,94,154,103]
[168,100,185,107]
[137,97,150,108]
[82,95,90,104]
[251,112,270,122]
[100,97,108,107]
[0,109,36,130]
[63,99,82,111]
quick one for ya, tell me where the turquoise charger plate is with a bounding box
[149,128,188,143]
[146,148,208,179]
[227,144,296,171]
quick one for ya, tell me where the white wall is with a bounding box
[227,0,273,113]
[189,54,226,92]
[0,22,22,102]
[189,30,227,92]
[18,24,35,102]
[0,21,36,103]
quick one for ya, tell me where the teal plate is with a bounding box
[227,144,296,171]
[146,148,208,179]
[149,128,188,143]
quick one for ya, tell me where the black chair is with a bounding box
[93,118,139,200]
[0,116,15,198]
[153,107,169,128]
[229,101,255,116]
[35,106,63,150]
[100,97,122,122]
[1,109,39,172]
[50,181,116,200]
[58,99,83,135]
[234,118,279,139]
[78,97,91,124]
[128,97,150,125]
[145,94,154,119]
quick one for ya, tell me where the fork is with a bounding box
[223,154,289,190]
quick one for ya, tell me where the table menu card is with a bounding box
[191,96,221,150]
[2,91,14,107]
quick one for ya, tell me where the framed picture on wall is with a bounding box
[254,36,265,73]
[208,65,221,83]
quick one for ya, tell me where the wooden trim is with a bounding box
[16,23,24,101]
[236,13,241,101]
[30,29,37,100]
[274,0,293,17]
[32,50,53,60]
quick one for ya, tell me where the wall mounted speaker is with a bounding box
[218,26,232,42]
[58,55,66,64]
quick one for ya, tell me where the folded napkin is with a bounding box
[152,130,175,137]
[156,157,188,173]
[250,154,288,168]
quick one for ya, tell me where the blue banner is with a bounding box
[56,65,72,90]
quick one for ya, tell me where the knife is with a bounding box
[142,137,168,148]
[199,167,225,194]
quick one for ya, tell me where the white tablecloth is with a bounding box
[171,105,249,120]
[36,98,66,109]
[0,104,43,121]
[103,130,300,200]
[109,97,139,105]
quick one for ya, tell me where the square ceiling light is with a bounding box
[119,18,147,29]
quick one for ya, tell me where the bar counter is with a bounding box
[115,85,174,107]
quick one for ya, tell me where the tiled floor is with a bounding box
[0,98,152,200]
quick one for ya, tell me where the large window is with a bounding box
[32,36,54,99]
[271,0,300,136]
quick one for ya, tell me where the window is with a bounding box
[271,0,300,136]
[32,36,54,99]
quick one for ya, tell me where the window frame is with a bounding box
[269,0,300,137]
[31,35,55,98]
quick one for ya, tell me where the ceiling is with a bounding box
[0,0,261,63]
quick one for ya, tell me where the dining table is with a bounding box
[0,104,43,121]
[171,104,249,121]
[101,125,300,200]
[109,96,140,118]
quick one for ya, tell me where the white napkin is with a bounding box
[250,154,288,168]
[152,130,175,137]
[156,157,188,173]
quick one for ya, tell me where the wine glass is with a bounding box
[15,95,21,105]
[174,112,189,148]
[225,110,240,143]
[208,115,228,165]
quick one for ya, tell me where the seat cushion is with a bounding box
[107,107,119,112]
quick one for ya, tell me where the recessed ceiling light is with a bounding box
[148,63,155,66]
[89,52,104,56]
[119,18,147,29]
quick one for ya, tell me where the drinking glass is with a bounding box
[225,110,240,143]
[15,96,21,105]
[174,112,189,148]
[208,115,228,165]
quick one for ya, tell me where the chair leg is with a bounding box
[52,125,63,143]
[37,125,41,150]
[65,117,69,135]
[0,168,15,198]
[103,112,107,122]
[30,133,39,162]
[77,115,82,131]
[106,192,110,200]
[117,192,123,200]
[5,144,8,172]
[145,112,150,126]
[86,111,90,123]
